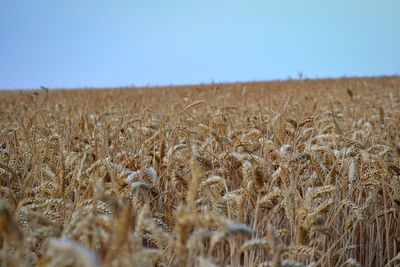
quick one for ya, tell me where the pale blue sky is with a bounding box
[1,1,399,89]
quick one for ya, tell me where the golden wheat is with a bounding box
[0,77,399,266]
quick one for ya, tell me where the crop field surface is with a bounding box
[0,77,400,267]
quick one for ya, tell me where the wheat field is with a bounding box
[0,77,400,267]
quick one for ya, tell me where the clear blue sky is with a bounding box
[1,1,399,89]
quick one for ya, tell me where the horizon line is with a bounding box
[1,74,399,91]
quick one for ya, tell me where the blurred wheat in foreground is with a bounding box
[0,77,400,267]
